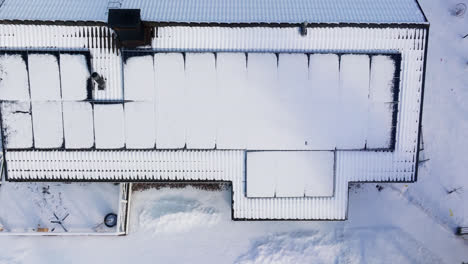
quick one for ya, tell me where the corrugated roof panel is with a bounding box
[5,150,244,181]
[0,0,108,21]
[122,0,426,24]
[0,0,426,23]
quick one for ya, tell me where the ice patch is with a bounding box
[138,196,220,234]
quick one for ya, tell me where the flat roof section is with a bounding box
[246,151,335,198]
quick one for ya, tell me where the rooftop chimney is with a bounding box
[108,9,152,48]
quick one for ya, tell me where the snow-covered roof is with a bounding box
[0,51,399,151]
[0,0,427,24]
[247,151,335,198]
[0,24,428,220]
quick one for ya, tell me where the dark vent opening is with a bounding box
[108,9,152,48]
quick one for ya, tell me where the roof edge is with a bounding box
[0,19,429,29]
[414,0,429,23]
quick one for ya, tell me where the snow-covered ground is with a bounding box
[0,183,465,263]
[0,0,467,262]
[0,179,120,233]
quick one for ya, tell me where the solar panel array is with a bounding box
[0,51,399,151]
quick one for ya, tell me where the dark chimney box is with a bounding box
[108,9,151,48]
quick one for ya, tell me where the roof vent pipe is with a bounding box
[91,72,106,90]
[300,22,308,36]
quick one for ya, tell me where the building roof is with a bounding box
[0,51,399,151]
[0,0,427,24]
[0,24,428,220]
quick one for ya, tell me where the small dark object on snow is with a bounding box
[91,72,106,90]
[51,212,69,232]
[418,158,430,164]
[456,227,468,235]
[42,185,50,194]
[446,186,463,194]
[376,185,384,192]
[104,213,118,227]
[451,3,466,17]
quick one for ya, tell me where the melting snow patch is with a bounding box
[0,101,33,148]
